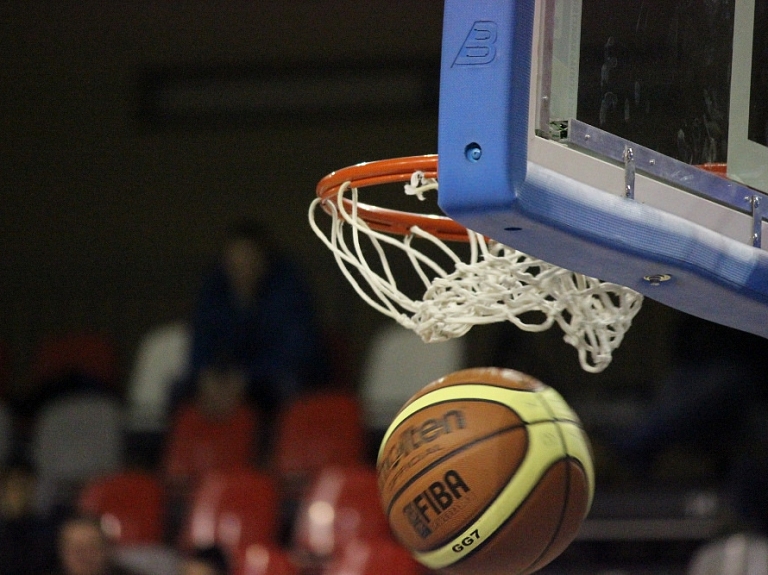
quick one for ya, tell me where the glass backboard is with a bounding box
[729,0,768,193]
[436,0,768,340]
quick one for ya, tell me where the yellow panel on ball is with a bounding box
[376,367,595,575]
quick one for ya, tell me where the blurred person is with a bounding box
[0,459,51,574]
[179,545,230,575]
[46,514,139,575]
[172,219,328,425]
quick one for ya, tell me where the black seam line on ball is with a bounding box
[425,417,583,554]
[520,417,574,574]
[448,457,587,566]
[384,422,526,518]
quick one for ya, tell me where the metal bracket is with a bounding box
[623,145,635,200]
[747,194,763,248]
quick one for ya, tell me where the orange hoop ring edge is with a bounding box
[315,155,470,241]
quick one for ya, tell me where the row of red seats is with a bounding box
[25,384,376,516]
[163,390,367,493]
[4,326,368,500]
[78,464,429,575]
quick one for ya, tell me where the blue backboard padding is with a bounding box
[437,0,768,338]
[438,0,532,209]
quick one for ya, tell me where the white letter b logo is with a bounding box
[453,21,498,66]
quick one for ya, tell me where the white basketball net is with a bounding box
[309,170,644,373]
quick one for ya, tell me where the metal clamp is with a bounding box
[747,194,762,248]
[623,145,635,200]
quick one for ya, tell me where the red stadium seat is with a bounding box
[272,391,366,486]
[161,402,259,490]
[292,465,392,564]
[78,470,165,545]
[29,330,119,389]
[179,468,281,557]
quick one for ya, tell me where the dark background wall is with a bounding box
[0,1,678,400]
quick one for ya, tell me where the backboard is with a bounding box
[437,0,768,339]
[729,0,768,193]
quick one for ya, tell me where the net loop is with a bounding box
[310,158,644,373]
[404,170,438,200]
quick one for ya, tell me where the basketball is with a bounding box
[376,367,594,575]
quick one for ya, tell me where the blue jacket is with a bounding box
[188,257,326,409]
